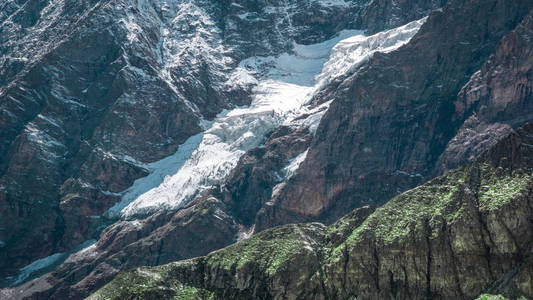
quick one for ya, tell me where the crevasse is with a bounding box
[108,18,426,220]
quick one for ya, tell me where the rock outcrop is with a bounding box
[88,123,533,300]
[257,0,533,229]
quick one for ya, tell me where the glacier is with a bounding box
[4,239,96,287]
[108,17,427,220]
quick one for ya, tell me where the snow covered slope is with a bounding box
[110,18,426,220]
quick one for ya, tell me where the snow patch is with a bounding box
[6,239,98,287]
[63,240,98,264]
[316,17,426,89]
[7,253,66,286]
[284,150,309,179]
[238,224,256,241]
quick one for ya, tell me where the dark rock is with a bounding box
[89,123,533,300]
[437,8,533,174]
[257,0,533,230]
[222,126,313,226]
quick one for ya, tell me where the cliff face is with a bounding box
[256,0,533,228]
[88,123,533,300]
[437,7,533,173]
[0,0,361,279]
[3,0,533,299]
[0,0,449,298]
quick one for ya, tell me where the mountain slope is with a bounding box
[0,0,447,284]
[258,0,533,228]
[4,0,533,299]
[89,122,533,300]
[0,0,451,298]
[2,17,429,299]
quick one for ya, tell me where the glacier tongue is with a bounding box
[110,18,426,220]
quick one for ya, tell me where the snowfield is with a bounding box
[108,18,426,220]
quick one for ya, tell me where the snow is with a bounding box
[237,224,256,241]
[110,18,426,219]
[62,239,98,264]
[106,131,205,217]
[115,0,235,115]
[284,150,309,179]
[7,253,66,286]
[316,17,426,89]
[6,239,97,287]
[23,123,66,161]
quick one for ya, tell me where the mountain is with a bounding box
[89,123,533,299]
[257,0,533,228]
[0,0,532,299]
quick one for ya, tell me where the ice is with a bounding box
[284,150,309,179]
[6,253,66,286]
[316,17,426,89]
[316,0,350,6]
[112,18,426,219]
[107,131,206,218]
[237,224,256,241]
[5,239,98,287]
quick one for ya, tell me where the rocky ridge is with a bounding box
[88,123,533,300]
[257,0,533,228]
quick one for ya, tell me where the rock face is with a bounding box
[361,0,447,34]
[257,0,533,229]
[323,124,533,299]
[222,126,313,226]
[437,7,533,173]
[0,0,449,296]
[0,0,355,280]
[0,0,230,278]
[88,123,533,300]
[3,0,533,299]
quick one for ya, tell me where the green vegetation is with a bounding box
[327,168,468,262]
[478,164,531,210]
[206,224,316,275]
[476,294,509,300]
[171,285,216,300]
[87,265,215,300]
[89,147,533,299]
[327,162,532,263]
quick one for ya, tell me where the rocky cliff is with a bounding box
[2,0,533,299]
[0,0,446,284]
[88,123,533,300]
[257,0,533,228]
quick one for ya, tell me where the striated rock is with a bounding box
[89,123,533,300]
[437,8,533,174]
[361,0,447,34]
[221,126,313,226]
[258,0,533,229]
[322,123,533,299]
